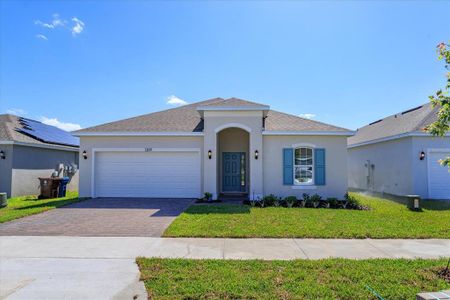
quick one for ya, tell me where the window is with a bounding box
[294,147,313,185]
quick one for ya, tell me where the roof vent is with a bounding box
[369,119,383,126]
[401,106,422,115]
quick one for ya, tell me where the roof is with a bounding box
[348,102,440,146]
[75,97,350,134]
[0,114,79,148]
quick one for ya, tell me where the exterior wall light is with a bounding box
[254,150,259,160]
[82,150,88,160]
[419,151,425,161]
[208,150,212,159]
[0,150,5,160]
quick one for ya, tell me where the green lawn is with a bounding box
[137,258,450,299]
[0,191,85,223]
[164,193,450,238]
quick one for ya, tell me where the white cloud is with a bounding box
[34,14,85,38]
[40,116,82,132]
[71,17,85,36]
[166,95,188,106]
[36,34,48,40]
[6,108,27,116]
[35,13,66,29]
[299,113,316,119]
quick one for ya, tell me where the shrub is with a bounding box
[310,194,322,208]
[302,193,312,207]
[263,194,277,207]
[204,192,213,201]
[327,197,338,208]
[344,192,360,209]
[284,196,297,208]
[273,197,283,207]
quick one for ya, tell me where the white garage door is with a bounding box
[428,151,450,200]
[94,151,201,198]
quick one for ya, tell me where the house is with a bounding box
[348,103,450,200]
[73,98,353,200]
[0,114,79,198]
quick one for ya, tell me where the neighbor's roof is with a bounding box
[0,114,79,148]
[74,97,350,134]
[348,102,440,146]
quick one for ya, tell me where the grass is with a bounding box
[164,193,450,238]
[137,257,450,299]
[0,191,85,223]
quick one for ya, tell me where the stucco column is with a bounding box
[203,129,218,200]
[249,129,263,200]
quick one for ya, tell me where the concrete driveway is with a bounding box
[0,197,193,237]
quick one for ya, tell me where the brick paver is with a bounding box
[0,198,193,237]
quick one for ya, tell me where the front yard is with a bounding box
[137,258,450,299]
[0,191,84,223]
[164,193,450,238]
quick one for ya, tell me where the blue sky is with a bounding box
[1,1,449,131]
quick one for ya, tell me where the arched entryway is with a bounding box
[217,127,250,196]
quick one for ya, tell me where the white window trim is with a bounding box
[291,185,318,190]
[293,146,315,186]
[90,147,201,198]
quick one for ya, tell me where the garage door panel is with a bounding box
[94,151,201,198]
[428,151,450,200]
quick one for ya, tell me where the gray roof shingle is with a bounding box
[0,114,79,148]
[75,97,349,133]
[348,102,440,146]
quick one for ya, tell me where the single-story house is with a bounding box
[74,98,353,200]
[0,114,79,198]
[348,103,450,200]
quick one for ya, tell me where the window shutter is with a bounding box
[283,148,294,185]
[314,148,326,185]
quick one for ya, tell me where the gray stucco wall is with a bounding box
[411,136,450,198]
[348,136,450,199]
[263,135,348,199]
[10,145,79,197]
[348,137,414,197]
[0,145,13,197]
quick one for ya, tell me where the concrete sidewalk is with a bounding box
[1,236,449,300]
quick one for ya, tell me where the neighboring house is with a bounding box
[73,97,353,200]
[348,103,450,200]
[0,114,79,198]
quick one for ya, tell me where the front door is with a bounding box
[222,152,246,192]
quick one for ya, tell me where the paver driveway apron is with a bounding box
[0,197,193,237]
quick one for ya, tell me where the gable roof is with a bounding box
[0,114,79,148]
[75,97,350,134]
[348,102,440,146]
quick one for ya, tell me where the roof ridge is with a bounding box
[74,97,224,133]
[413,103,440,132]
[269,109,351,131]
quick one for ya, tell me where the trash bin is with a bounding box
[405,194,421,211]
[0,192,7,208]
[58,177,70,198]
[39,178,62,199]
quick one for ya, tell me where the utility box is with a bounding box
[406,194,421,211]
[0,192,7,208]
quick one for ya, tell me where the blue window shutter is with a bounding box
[314,148,326,185]
[283,148,294,185]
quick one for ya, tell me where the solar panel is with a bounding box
[16,117,79,147]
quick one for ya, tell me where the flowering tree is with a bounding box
[426,42,450,167]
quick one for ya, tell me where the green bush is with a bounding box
[310,194,322,208]
[284,196,297,208]
[263,194,277,207]
[327,197,338,208]
[345,192,360,208]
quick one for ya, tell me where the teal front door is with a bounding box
[222,152,246,192]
